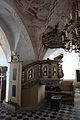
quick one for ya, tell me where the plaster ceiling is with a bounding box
[14,0,73,30]
[0,0,35,64]
[0,0,78,65]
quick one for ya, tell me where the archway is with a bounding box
[0,27,11,102]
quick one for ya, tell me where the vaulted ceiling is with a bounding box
[0,0,79,65]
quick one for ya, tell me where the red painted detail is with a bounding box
[15,0,23,7]
[28,7,36,16]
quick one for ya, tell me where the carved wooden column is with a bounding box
[38,64,42,78]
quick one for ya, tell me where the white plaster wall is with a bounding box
[0,47,8,65]
[62,51,79,80]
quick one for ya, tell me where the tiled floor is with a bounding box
[0,90,80,120]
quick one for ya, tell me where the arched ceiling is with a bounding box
[0,27,10,60]
[0,0,36,64]
[0,0,79,65]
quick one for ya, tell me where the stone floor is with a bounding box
[0,89,80,120]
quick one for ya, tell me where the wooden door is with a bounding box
[1,77,6,100]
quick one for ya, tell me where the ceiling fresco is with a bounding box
[0,0,79,64]
[14,0,74,30]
